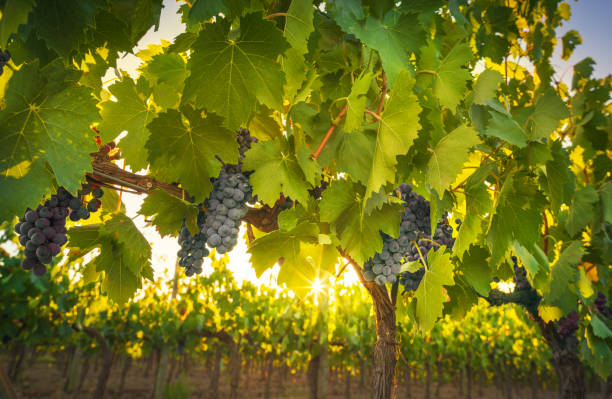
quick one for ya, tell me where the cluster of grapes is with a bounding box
[308,179,329,199]
[237,128,257,164]
[14,185,102,276]
[203,168,253,254]
[399,268,425,292]
[68,184,104,222]
[177,209,209,276]
[595,292,612,318]
[363,184,457,287]
[0,49,10,76]
[512,256,531,291]
[557,311,579,338]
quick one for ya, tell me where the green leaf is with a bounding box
[0,0,35,47]
[0,160,54,224]
[415,248,455,331]
[184,13,289,129]
[138,189,199,237]
[513,242,548,277]
[344,72,372,132]
[101,214,152,275]
[249,222,321,293]
[426,125,480,196]
[431,43,472,112]
[460,246,490,297]
[521,89,570,141]
[600,182,612,224]
[485,102,528,147]
[0,61,99,195]
[334,6,424,86]
[146,107,238,202]
[319,180,402,264]
[99,77,157,171]
[546,141,573,216]
[566,185,599,237]
[365,71,422,198]
[454,164,493,259]
[486,175,545,266]
[561,30,582,61]
[95,237,141,304]
[243,140,311,206]
[284,0,315,55]
[591,315,612,339]
[145,53,188,87]
[472,69,503,105]
[31,0,101,56]
[281,48,308,103]
[547,241,584,302]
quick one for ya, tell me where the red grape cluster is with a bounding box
[15,185,104,276]
[558,311,579,338]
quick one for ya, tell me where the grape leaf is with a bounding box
[248,222,320,292]
[336,8,424,86]
[138,189,199,237]
[600,182,612,224]
[546,141,574,216]
[454,164,493,259]
[520,89,570,141]
[0,61,99,195]
[95,236,141,304]
[319,180,402,264]
[459,246,491,297]
[144,53,188,87]
[184,13,289,129]
[98,77,157,171]
[591,315,612,339]
[101,213,151,276]
[472,69,503,105]
[546,241,584,302]
[561,30,582,61]
[242,140,312,206]
[513,241,548,277]
[0,160,54,224]
[565,185,599,237]
[484,101,528,147]
[146,107,239,203]
[344,72,372,132]
[426,125,480,196]
[365,71,422,198]
[419,42,472,112]
[32,0,101,56]
[415,248,455,331]
[284,0,315,55]
[0,0,35,47]
[486,175,545,266]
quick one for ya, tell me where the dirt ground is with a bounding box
[11,356,566,399]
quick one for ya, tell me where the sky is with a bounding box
[105,0,611,287]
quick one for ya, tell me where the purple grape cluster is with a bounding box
[0,49,10,76]
[203,169,252,254]
[364,184,457,287]
[177,208,209,276]
[558,311,579,338]
[595,292,612,318]
[15,186,104,276]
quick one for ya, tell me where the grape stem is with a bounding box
[411,241,428,270]
[419,237,441,248]
[376,71,387,115]
[311,105,348,160]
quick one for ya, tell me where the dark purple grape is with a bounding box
[76,208,90,219]
[20,222,33,235]
[32,263,47,276]
[52,234,67,246]
[24,210,38,223]
[42,227,56,239]
[25,241,39,251]
[87,199,101,212]
[35,218,50,228]
[36,246,50,259]
[47,243,61,256]
[31,232,46,245]
[14,222,23,234]
[92,187,104,198]
[69,212,81,222]
[18,235,28,246]
[21,258,38,270]
[69,198,82,210]
[38,207,53,218]
[27,227,41,238]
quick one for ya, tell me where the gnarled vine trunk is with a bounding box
[369,283,397,399]
[538,320,586,399]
